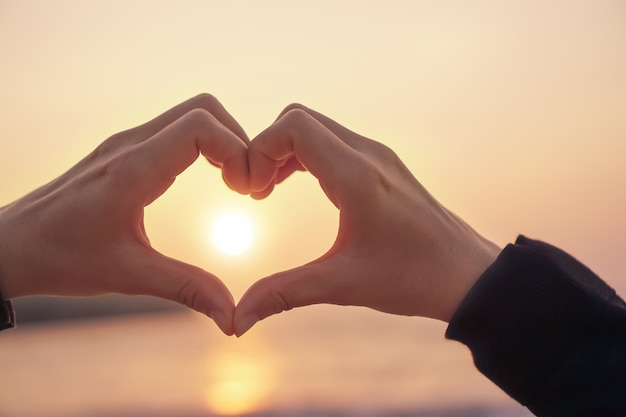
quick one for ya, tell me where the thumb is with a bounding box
[133,251,236,335]
[234,261,338,337]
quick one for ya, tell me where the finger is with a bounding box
[278,105,414,190]
[132,108,250,196]
[250,181,275,200]
[132,251,236,335]
[248,108,367,199]
[252,104,362,187]
[125,93,250,145]
[276,104,371,152]
[234,262,339,337]
[275,156,306,184]
[249,157,305,199]
[248,158,304,200]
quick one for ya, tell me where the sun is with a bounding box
[211,211,254,255]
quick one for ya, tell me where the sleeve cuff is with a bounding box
[0,297,15,331]
[445,235,622,405]
[0,285,15,331]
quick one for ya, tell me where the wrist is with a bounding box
[0,205,21,299]
[0,208,8,298]
[436,221,501,323]
[0,210,17,330]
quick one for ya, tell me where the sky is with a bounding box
[1,1,626,415]
[1,0,625,297]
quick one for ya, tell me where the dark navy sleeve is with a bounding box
[0,289,15,331]
[446,236,626,417]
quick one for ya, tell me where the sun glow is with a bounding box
[205,352,272,416]
[210,211,254,255]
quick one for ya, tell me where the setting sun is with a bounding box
[211,211,254,255]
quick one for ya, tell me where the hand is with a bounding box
[0,94,249,335]
[234,104,501,336]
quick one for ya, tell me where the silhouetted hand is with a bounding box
[0,94,249,335]
[235,104,501,336]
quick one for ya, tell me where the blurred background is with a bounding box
[1,1,624,416]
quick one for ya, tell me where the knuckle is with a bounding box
[374,141,400,163]
[360,139,405,174]
[375,142,410,176]
[257,276,294,315]
[180,108,218,135]
[82,139,139,186]
[92,132,128,159]
[191,93,220,111]
[184,107,214,124]
[270,289,293,314]
[280,102,307,116]
[278,107,313,129]
[75,155,131,199]
[177,277,201,311]
[101,148,138,183]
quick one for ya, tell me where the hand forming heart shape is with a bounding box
[0,94,500,337]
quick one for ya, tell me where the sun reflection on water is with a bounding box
[205,347,274,416]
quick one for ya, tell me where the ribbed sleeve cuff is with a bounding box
[0,294,15,331]
[445,235,619,405]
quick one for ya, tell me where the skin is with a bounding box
[0,95,500,338]
[0,94,250,335]
[234,104,501,336]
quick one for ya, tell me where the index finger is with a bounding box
[248,108,372,203]
[276,104,376,152]
[131,108,250,197]
[119,93,250,146]
[255,104,378,192]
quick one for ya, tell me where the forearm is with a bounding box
[446,236,626,416]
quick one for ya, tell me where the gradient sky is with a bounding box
[1,0,625,302]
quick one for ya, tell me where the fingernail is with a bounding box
[235,314,259,337]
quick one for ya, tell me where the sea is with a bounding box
[0,298,533,417]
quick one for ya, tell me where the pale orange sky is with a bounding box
[1,0,625,299]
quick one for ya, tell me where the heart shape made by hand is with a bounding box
[0,94,499,339]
